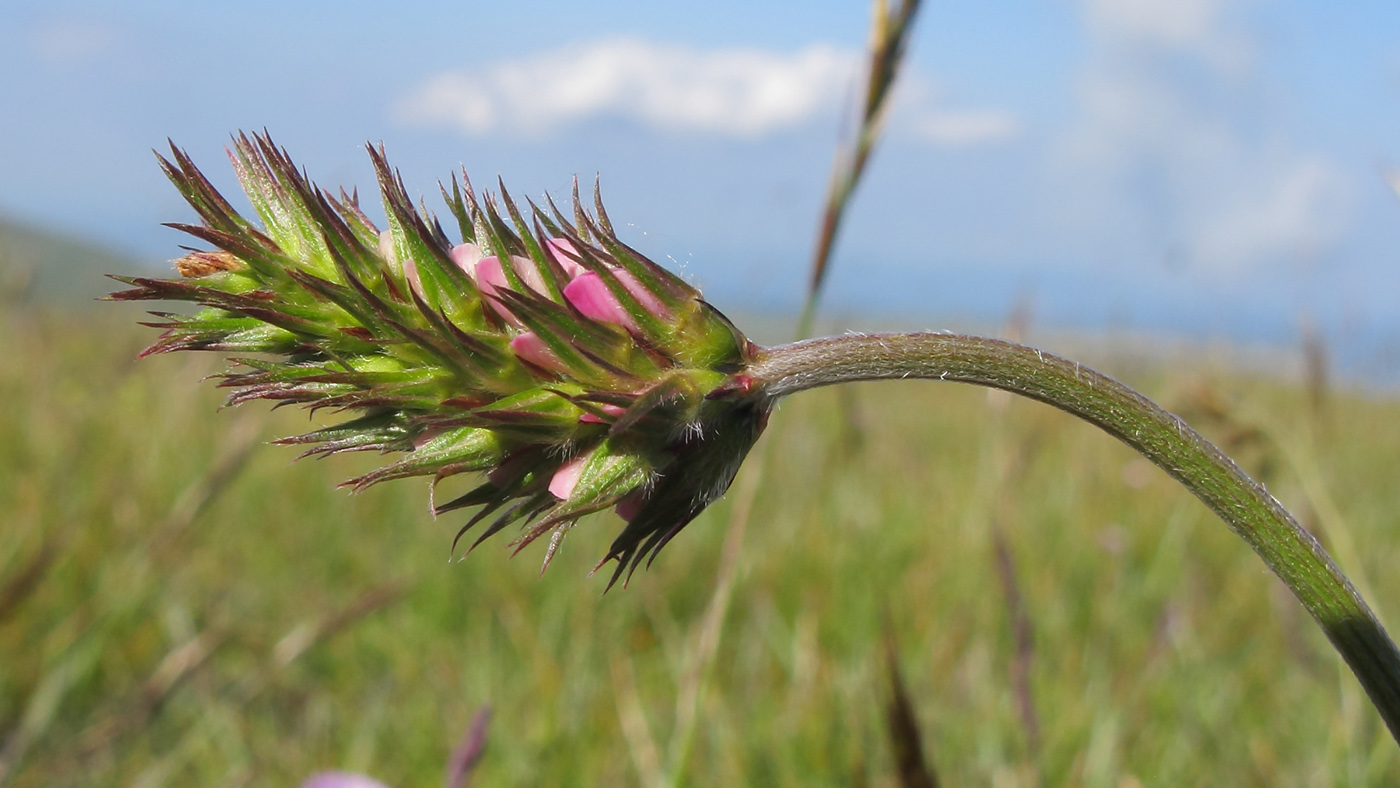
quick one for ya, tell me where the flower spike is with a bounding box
[111,132,770,579]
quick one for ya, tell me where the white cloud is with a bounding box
[1082,0,1256,76]
[395,38,858,138]
[1051,0,1345,275]
[883,73,1021,148]
[1196,157,1339,264]
[912,109,1020,147]
[398,37,1019,148]
[32,19,121,67]
[1085,0,1219,47]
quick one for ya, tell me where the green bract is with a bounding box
[111,132,770,587]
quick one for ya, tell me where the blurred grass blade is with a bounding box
[1298,316,1330,432]
[0,539,58,625]
[882,620,939,788]
[149,414,261,554]
[661,462,761,788]
[446,705,492,788]
[801,0,923,336]
[992,526,1042,760]
[273,583,407,668]
[613,655,665,788]
[0,632,103,783]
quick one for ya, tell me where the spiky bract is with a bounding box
[110,132,769,586]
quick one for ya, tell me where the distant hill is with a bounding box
[0,215,136,305]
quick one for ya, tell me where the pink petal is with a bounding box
[579,403,627,425]
[473,254,562,324]
[564,271,634,330]
[488,451,533,488]
[549,454,589,500]
[450,243,483,274]
[378,230,423,296]
[509,332,568,374]
[377,230,397,267]
[545,238,587,279]
[412,428,444,451]
[474,255,507,290]
[400,257,421,296]
[615,269,670,320]
[615,489,648,522]
[301,772,392,788]
[476,256,509,289]
[473,256,522,325]
[564,270,670,332]
[510,254,550,295]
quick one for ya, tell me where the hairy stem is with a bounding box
[746,331,1400,744]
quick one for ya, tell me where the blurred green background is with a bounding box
[4,223,1400,785]
[8,1,1400,782]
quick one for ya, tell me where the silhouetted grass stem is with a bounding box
[748,331,1400,744]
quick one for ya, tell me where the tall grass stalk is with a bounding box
[802,0,922,337]
[659,2,923,782]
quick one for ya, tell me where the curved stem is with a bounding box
[746,331,1400,744]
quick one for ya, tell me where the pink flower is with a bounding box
[487,450,539,488]
[544,237,587,278]
[473,255,533,326]
[548,450,651,517]
[450,242,483,273]
[412,428,444,450]
[508,332,568,375]
[579,403,626,425]
[390,240,483,299]
[380,229,420,296]
[472,238,670,333]
[563,269,668,332]
[302,773,391,788]
[549,454,589,499]
[614,489,648,522]
[377,230,398,269]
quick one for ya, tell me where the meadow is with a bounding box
[3,300,1400,787]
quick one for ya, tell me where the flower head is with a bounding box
[111,132,769,587]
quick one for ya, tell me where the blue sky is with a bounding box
[4,1,1400,366]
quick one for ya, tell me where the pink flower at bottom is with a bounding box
[614,489,648,522]
[302,772,391,788]
[548,454,589,500]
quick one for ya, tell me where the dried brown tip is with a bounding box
[174,250,243,278]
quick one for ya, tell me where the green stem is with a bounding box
[745,331,1400,744]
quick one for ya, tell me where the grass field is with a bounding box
[4,302,1400,786]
